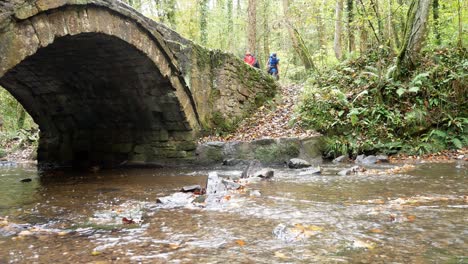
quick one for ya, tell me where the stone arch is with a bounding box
[0,3,200,168]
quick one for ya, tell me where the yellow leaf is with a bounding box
[370,228,383,233]
[169,244,180,250]
[274,252,288,259]
[91,251,101,256]
[235,239,246,246]
[305,225,324,232]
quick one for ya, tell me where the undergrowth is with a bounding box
[297,47,467,158]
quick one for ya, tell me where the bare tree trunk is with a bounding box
[370,0,383,41]
[283,0,316,70]
[262,0,271,65]
[386,0,398,50]
[359,20,368,53]
[395,0,431,79]
[334,0,344,60]
[199,0,209,46]
[346,0,355,53]
[432,0,441,45]
[457,0,463,48]
[227,0,234,52]
[247,0,257,54]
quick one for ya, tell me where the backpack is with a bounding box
[269,56,279,67]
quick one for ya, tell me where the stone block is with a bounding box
[133,144,147,154]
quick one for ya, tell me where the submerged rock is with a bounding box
[354,154,366,164]
[241,160,263,178]
[288,158,311,169]
[222,158,245,166]
[332,155,348,164]
[361,155,378,164]
[181,185,202,193]
[254,168,274,179]
[157,192,195,207]
[249,190,261,197]
[337,166,365,176]
[376,155,389,162]
[222,179,241,190]
[298,167,321,176]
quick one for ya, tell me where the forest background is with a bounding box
[0,0,466,159]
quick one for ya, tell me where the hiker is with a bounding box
[244,52,260,69]
[267,53,280,79]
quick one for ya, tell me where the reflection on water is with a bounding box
[0,162,466,263]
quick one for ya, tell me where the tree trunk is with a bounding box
[457,0,463,48]
[346,0,355,53]
[17,104,25,130]
[199,0,209,46]
[387,0,400,50]
[283,0,316,70]
[359,20,368,53]
[334,0,344,60]
[395,0,431,79]
[227,0,234,52]
[432,0,441,45]
[247,0,257,54]
[262,0,270,65]
[370,0,383,41]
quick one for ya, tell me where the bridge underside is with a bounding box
[0,33,196,168]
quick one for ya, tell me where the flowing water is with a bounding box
[0,161,466,263]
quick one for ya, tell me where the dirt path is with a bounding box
[199,84,319,143]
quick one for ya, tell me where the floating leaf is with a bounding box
[235,239,246,246]
[169,244,180,250]
[407,215,416,222]
[274,252,288,259]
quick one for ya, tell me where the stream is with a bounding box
[0,161,466,263]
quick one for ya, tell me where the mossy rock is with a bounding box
[254,143,300,164]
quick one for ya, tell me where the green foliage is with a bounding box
[0,149,6,158]
[297,48,468,157]
[0,87,38,155]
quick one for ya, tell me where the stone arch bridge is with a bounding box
[0,0,276,168]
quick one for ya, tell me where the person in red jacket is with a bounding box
[243,52,259,68]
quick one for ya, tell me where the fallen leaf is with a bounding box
[122,217,135,225]
[370,228,383,233]
[91,251,101,256]
[224,195,231,201]
[169,244,180,250]
[274,252,288,259]
[407,215,416,222]
[235,239,246,246]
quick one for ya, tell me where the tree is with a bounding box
[456,0,463,48]
[283,0,316,70]
[334,0,344,60]
[247,0,257,54]
[227,0,234,52]
[262,0,271,65]
[432,0,441,45]
[199,0,209,45]
[346,0,355,53]
[395,0,431,79]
